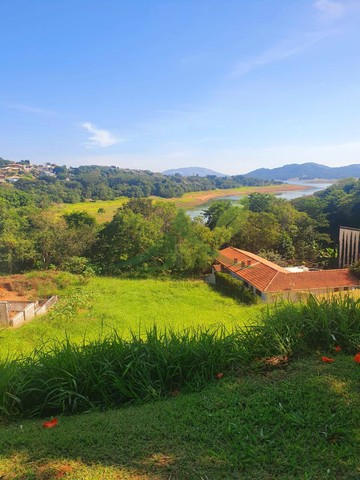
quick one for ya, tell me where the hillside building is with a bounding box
[213,247,360,302]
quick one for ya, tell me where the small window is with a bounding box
[255,289,262,297]
[344,287,349,291]
[334,288,339,292]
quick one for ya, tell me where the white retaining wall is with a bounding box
[0,296,58,328]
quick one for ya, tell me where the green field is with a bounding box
[49,197,128,223]
[48,184,306,223]
[1,355,359,479]
[0,277,262,358]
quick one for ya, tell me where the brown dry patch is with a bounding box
[35,462,73,479]
[146,453,174,467]
[263,355,289,368]
[155,184,312,209]
[0,276,31,302]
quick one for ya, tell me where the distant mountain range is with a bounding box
[245,162,360,180]
[163,167,226,177]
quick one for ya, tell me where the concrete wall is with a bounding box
[35,295,58,317]
[1,296,58,328]
[8,301,34,312]
[0,301,9,326]
[11,311,26,328]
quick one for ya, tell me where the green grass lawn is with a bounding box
[0,277,262,358]
[0,355,359,479]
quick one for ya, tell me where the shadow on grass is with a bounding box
[0,356,359,480]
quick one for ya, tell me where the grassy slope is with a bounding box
[49,197,128,223]
[0,356,359,480]
[48,184,309,223]
[0,277,262,358]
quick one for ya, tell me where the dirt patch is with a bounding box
[0,279,30,302]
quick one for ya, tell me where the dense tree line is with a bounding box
[292,178,360,243]
[1,178,359,276]
[203,193,329,265]
[13,165,275,205]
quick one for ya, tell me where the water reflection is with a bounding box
[186,181,333,219]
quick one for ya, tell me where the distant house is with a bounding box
[0,174,5,183]
[213,247,360,302]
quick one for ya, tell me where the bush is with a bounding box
[61,256,95,276]
[215,272,256,305]
[350,260,360,279]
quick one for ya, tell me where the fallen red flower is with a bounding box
[55,465,73,479]
[171,389,180,397]
[334,345,342,353]
[354,353,360,364]
[43,417,58,429]
[216,372,224,379]
[321,356,334,363]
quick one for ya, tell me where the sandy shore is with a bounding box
[167,184,312,209]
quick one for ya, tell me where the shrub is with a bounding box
[215,272,256,305]
[350,260,360,279]
[61,256,95,276]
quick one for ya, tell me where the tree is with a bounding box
[248,193,272,212]
[231,212,281,253]
[63,211,96,228]
[202,200,232,229]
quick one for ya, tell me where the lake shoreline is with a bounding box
[168,183,312,209]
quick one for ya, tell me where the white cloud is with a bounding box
[314,0,347,19]
[314,0,360,19]
[81,122,121,148]
[231,31,330,77]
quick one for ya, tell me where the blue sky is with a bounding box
[1,0,360,175]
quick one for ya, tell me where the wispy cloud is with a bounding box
[314,0,347,19]
[314,0,360,19]
[4,102,58,116]
[231,31,330,77]
[81,122,122,148]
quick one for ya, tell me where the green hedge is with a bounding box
[215,271,256,305]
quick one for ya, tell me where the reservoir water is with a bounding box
[186,180,333,219]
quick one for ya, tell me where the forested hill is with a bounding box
[245,162,360,180]
[163,167,226,177]
[1,163,274,205]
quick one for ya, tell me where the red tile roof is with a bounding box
[267,269,358,292]
[216,247,360,293]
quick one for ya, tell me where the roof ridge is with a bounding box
[284,268,351,275]
[264,270,283,291]
[223,247,288,273]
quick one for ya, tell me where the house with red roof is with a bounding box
[213,247,360,302]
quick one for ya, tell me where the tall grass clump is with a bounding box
[245,294,360,357]
[0,294,359,419]
[0,326,246,419]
